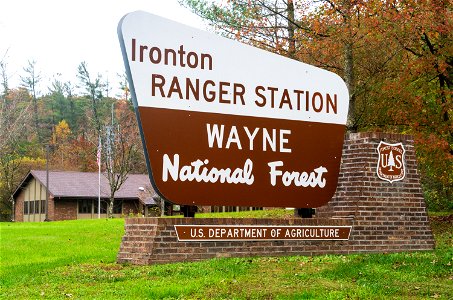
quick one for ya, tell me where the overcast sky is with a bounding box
[0,0,205,96]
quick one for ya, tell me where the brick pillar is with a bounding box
[317,132,435,252]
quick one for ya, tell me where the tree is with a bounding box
[20,60,42,140]
[0,88,33,158]
[1,54,9,98]
[181,0,395,130]
[1,57,11,143]
[48,120,78,170]
[63,81,81,130]
[69,136,98,172]
[181,0,298,56]
[0,156,45,221]
[48,74,70,123]
[77,61,105,134]
[102,100,140,217]
[0,85,40,220]
[181,0,452,209]
[117,73,130,102]
[387,151,395,171]
[374,0,452,208]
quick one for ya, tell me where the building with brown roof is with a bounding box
[12,170,158,222]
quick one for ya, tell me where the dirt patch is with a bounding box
[430,214,453,234]
[430,214,453,223]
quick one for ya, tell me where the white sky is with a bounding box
[0,0,206,96]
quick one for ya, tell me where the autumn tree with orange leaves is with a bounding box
[182,0,452,209]
[376,0,452,207]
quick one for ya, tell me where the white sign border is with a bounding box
[174,224,352,242]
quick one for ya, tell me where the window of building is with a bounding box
[41,200,46,215]
[113,200,122,214]
[93,200,108,214]
[78,199,92,214]
[35,200,40,214]
[24,201,29,215]
[29,201,35,214]
[251,207,263,211]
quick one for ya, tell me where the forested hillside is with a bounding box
[181,0,452,210]
[1,0,451,220]
[0,60,146,220]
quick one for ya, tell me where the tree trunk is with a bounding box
[10,198,15,222]
[344,41,356,131]
[32,96,40,141]
[91,94,101,134]
[108,197,114,218]
[341,0,357,132]
[287,0,296,59]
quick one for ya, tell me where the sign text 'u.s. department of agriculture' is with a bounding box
[175,225,352,241]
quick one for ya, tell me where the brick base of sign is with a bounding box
[117,132,435,265]
[117,218,354,265]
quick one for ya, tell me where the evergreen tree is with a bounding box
[388,151,395,171]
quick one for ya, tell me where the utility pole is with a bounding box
[97,135,101,219]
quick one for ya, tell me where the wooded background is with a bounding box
[1,0,451,220]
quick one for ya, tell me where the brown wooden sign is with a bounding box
[118,11,349,207]
[175,225,352,241]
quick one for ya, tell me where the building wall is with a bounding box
[14,175,142,222]
[54,199,77,221]
[48,196,55,221]
[76,199,140,219]
[14,189,25,222]
[16,178,48,222]
[123,200,140,216]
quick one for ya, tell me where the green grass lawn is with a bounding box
[1,212,452,299]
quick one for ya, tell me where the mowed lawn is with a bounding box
[1,213,452,299]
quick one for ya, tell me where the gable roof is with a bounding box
[14,170,156,200]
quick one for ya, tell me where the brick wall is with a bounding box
[117,132,435,265]
[118,218,353,265]
[54,199,77,221]
[14,190,54,222]
[14,190,25,222]
[47,195,55,221]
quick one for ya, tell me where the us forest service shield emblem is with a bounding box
[376,141,406,183]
